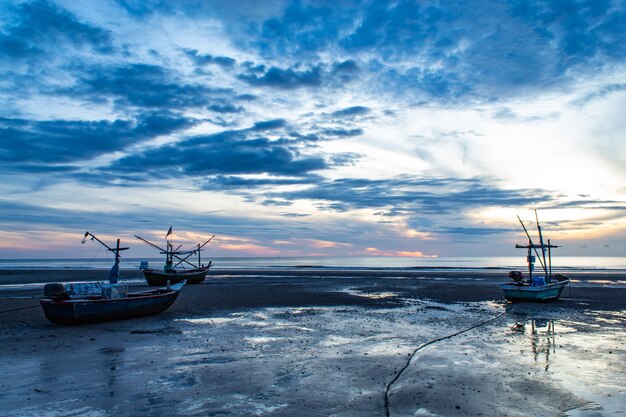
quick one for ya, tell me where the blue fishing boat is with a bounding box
[501,212,570,302]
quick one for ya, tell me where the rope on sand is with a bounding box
[0,305,40,314]
[383,311,506,417]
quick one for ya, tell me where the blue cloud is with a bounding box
[0,0,624,257]
[72,63,227,109]
[184,49,236,68]
[208,102,244,113]
[0,0,112,59]
[320,128,363,138]
[272,176,553,213]
[0,112,193,164]
[439,226,515,236]
[330,59,361,83]
[239,65,323,89]
[233,0,626,101]
[204,175,325,190]
[573,83,626,106]
[255,2,341,57]
[331,106,371,118]
[251,119,288,131]
[106,124,329,179]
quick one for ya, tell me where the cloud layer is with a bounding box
[1,0,625,257]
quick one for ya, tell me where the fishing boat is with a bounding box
[501,211,570,302]
[135,227,214,286]
[40,232,185,325]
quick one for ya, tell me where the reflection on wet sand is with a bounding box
[513,319,556,371]
[1,270,624,417]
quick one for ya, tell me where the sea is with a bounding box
[1,256,626,273]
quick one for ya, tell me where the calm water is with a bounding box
[1,256,626,272]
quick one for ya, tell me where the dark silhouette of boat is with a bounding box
[40,232,185,325]
[141,267,208,286]
[40,281,184,325]
[135,227,214,286]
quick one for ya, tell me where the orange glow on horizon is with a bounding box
[216,243,281,256]
[307,239,352,249]
[364,247,437,258]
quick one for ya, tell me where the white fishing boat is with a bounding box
[501,211,570,302]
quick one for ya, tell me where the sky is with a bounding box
[1,0,625,259]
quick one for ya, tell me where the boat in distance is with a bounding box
[501,211,570,302]
[135,227,214,286]
[40,232,185,325]
[141,267,208,286]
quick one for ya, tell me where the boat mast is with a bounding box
[82,232,128,284]
[535,210,549,280]
[165,227,173,273]
[517,215,546,273]
[548,238,552,277]
[527,238,533,280]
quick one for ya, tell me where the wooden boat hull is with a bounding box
[40,283,183,325]
[142,267,209,286]
[501,277,570,302]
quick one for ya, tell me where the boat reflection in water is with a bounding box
[511,318,556,371]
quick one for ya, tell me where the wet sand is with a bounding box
[0,269,625,416]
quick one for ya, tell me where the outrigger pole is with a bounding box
[82,231,128,284]
[172,235,215,269]
[134,234,205,270]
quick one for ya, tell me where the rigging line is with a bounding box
[383,311,506,417]
[88,244,104,268]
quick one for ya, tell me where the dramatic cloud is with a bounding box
[0,0,112,59]
[239,64,323,89]
[184,49,237,68]
[272,176,553,215]
[72,63,227,110]
[0,112,192,164]
[331,106,370,118]
[106,125,329,180]
[1,0,625,257]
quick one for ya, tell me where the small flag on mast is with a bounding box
[165,226,172,239]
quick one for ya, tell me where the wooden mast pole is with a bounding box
[527,238,533,280]
[535,210,549,279]
[548,238,552,278]
[517,215,546,272]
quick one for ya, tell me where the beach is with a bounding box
[0,269,624,416]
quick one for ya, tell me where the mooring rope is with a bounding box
[383,311,506,417]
